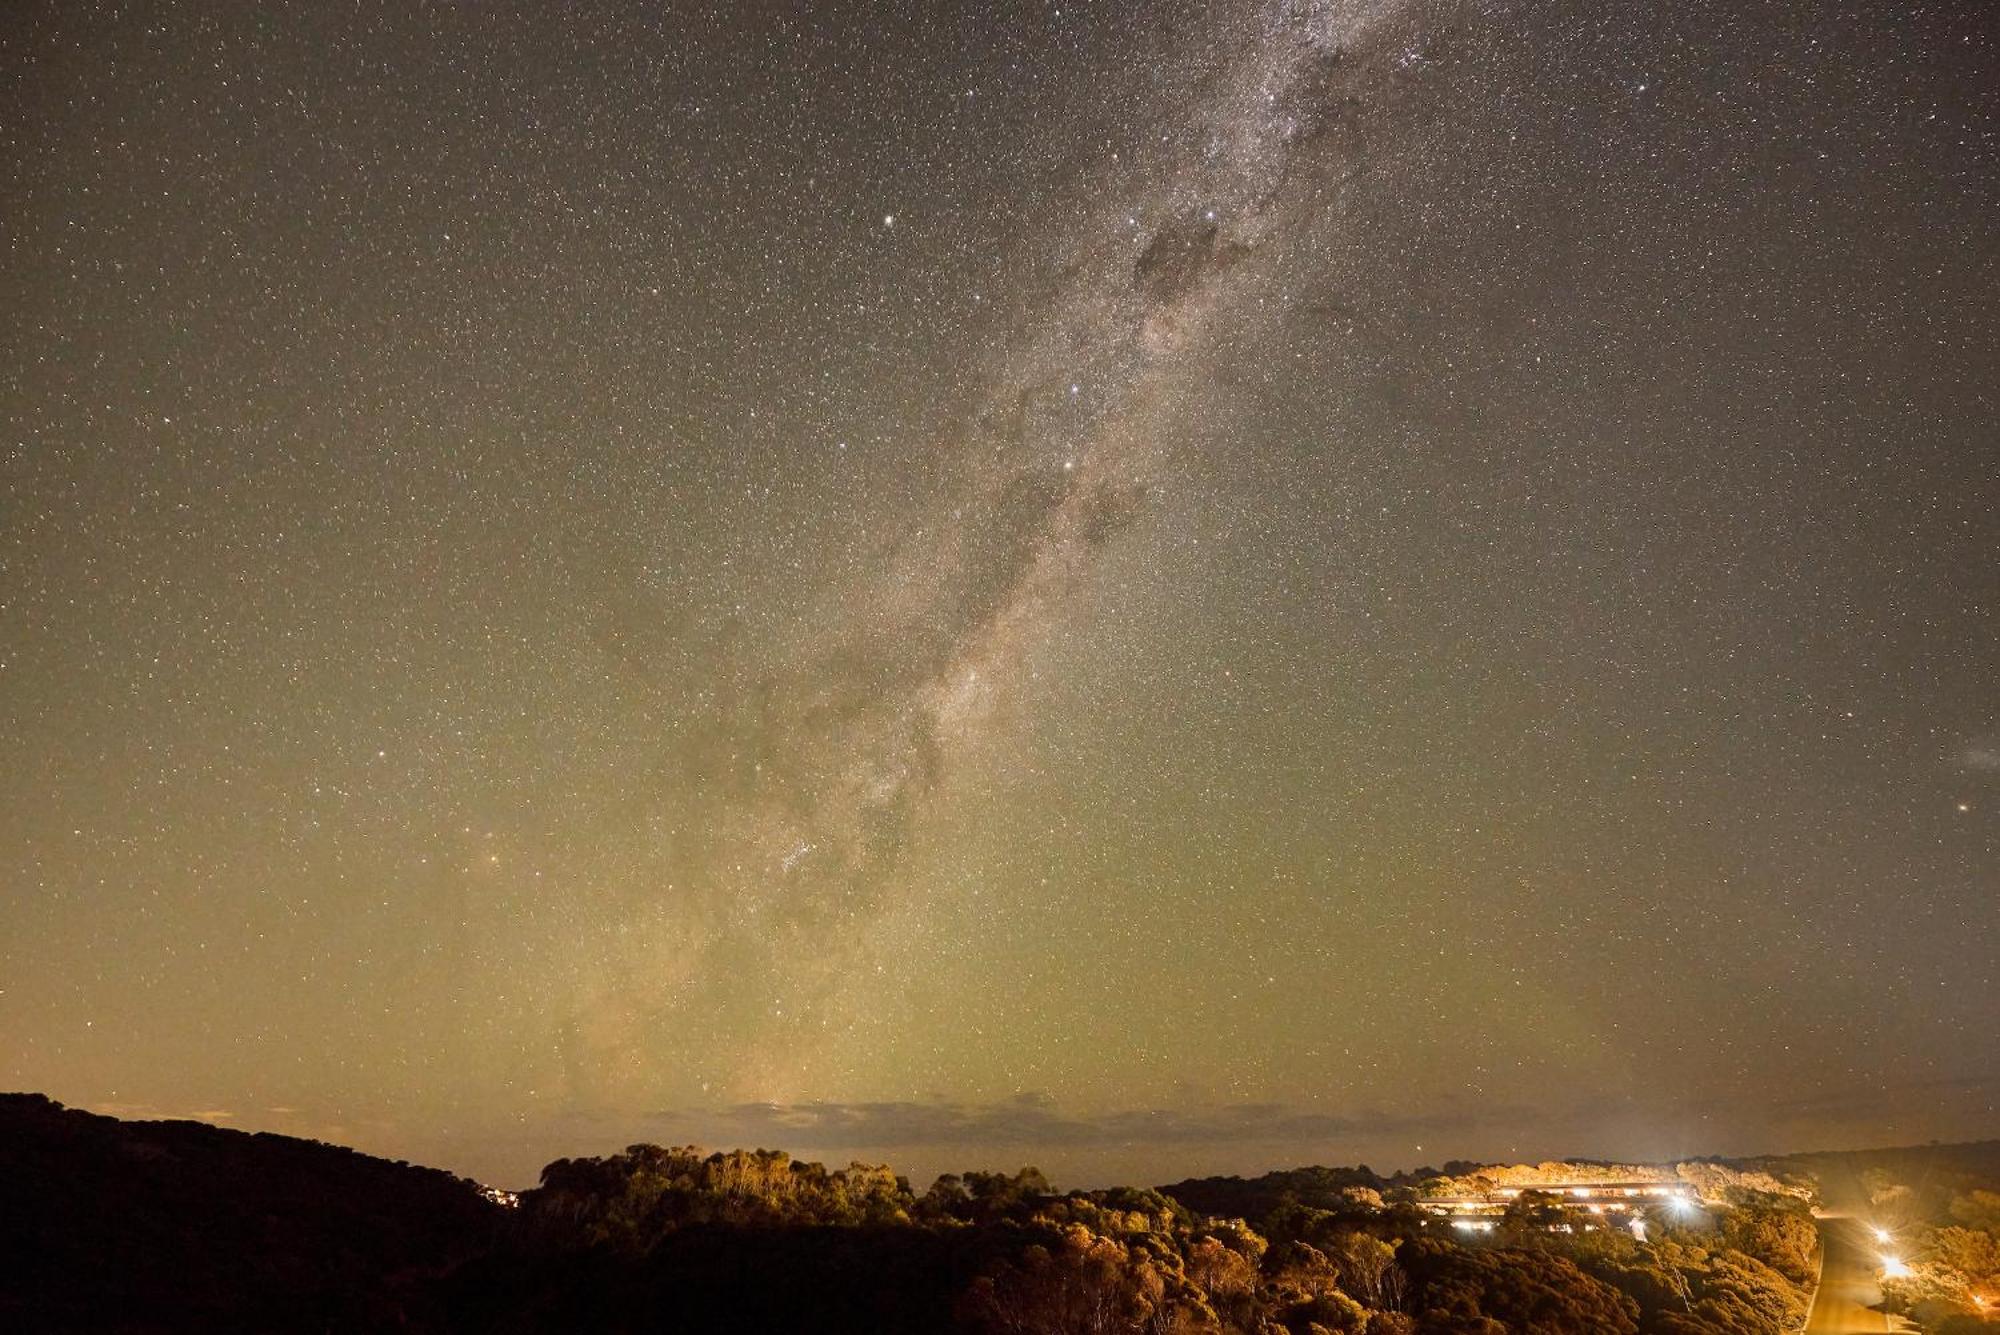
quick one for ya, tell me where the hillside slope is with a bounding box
[0,1093,500,1331]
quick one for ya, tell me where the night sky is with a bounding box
[2,1,1994,1191]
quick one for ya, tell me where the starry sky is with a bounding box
[2,0,1994,1190]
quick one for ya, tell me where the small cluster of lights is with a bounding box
[1417,1178,1706,1244]
[1494,1183,1690,1202]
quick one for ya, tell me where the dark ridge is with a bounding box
[0,1093,500,1332]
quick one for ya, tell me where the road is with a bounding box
[1804,1215,1909,1334]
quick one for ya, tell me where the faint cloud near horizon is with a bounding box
[645,1095,1501,1153]
[90,1101,236,1123]
[625,1080,2000,1174]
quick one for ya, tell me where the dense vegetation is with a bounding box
[1726,1140,2000,1333]
[4,1093,1994,1333]
[1872,1183,2000,1333]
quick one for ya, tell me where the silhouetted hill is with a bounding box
[1726,1140,2000,1187]
[1156,1143,2000,1225]
[1157,1161,1400,1221]
[0,1093,501,1332]
[1722,1139,2000,1217]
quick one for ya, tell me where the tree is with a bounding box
[1183,1231,1261,1327]
[1951,1191,2000,1235]
[1325,1231,1408,1311]
[1400,1236,1641,1335]
[1497,1189,1565,1247]
[1364,1314,1417,1335]
[1718,1196,1819,1286]
[1928,1224,2000,1288]
[961,1224,1199,1335]
[1290,1288,1368,1333]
